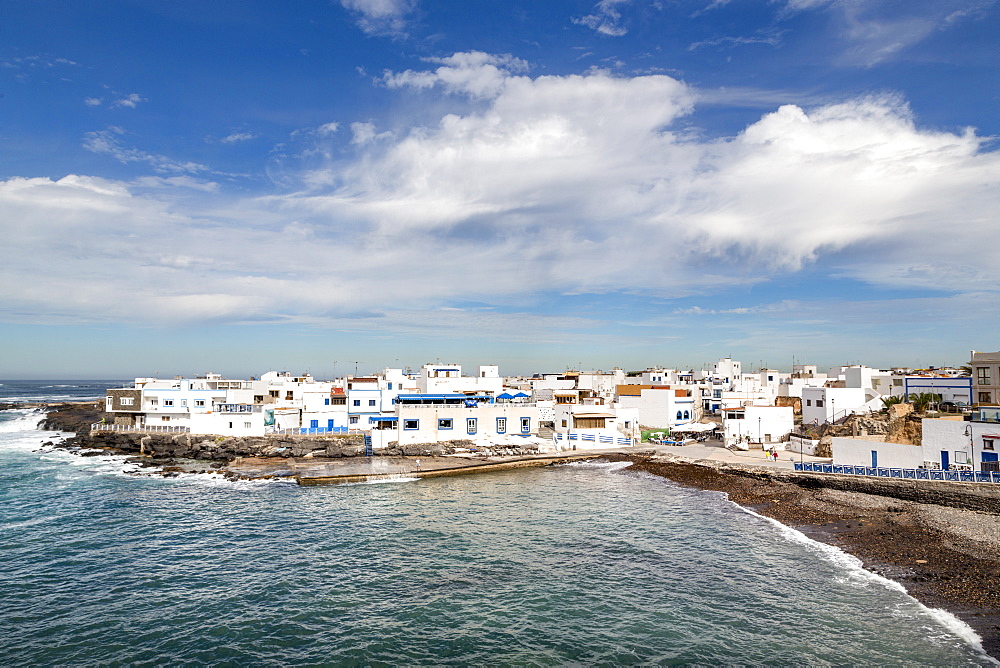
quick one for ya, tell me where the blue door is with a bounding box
[871,451,878,468]
[941,450,950,471]
[328,419,334,429]
[983,452,999,463]
[310,419,319,428]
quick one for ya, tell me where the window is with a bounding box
[496,417,506,433]
[195,400,205,407]
[980,392,993,403]
[349,416,359,424]
[676,411,682,420]
[561,419,568,427]
[369,399,377,407]
[353,399,361,407]
[269,390,279,398]
[574,417,606,429]
[984,439,995,451]
[162,416,170,422]
[438,418,453,430]
[683,410,690,420]
[181,399,187,406]
[521,417,530,433]
[244,422,252,429]
[404,419,419,430]
[150,398,158,405]
[325,398,330,406]
[978,367,991,385]
[285,392,293,400]
[893,379,903,386]
[388,382,393,390]
[467,418,477,434]
[816,400,824,408]
[806,399,812,406]
[164,400,174,407]
[120,397,134,406]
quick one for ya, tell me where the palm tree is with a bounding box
[908,392,942,413]
[881,395,903,410]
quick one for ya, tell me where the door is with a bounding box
[310,419,319,428]
[871,450,878,468]
[941,450,950,471]
[328,419,334,429]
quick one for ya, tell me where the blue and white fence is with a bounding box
[554,433,635,446]
[794,462,1000,484]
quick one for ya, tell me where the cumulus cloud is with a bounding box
[84,97,102,107]
[382,51,529,99]
[573,0,631,37]
[340,0,416,36]
[3,52,999,334]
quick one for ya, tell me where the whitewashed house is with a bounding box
[722,405,794,450]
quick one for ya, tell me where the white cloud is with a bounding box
[3,53,999,334]
[340,0,416,36]
[221,131,258,144]
[382,51,529,99]
[84,97,102,107]
[112,93,146,109]
[573,0,631,37]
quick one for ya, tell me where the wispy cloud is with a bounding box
[688,29,786,51]
[220,131,258,144]
[340,0,416,37]
[573,0,631,37]
[83,127,209,173]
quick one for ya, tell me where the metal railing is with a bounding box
[397,402,538,409]
[794,462,1000,483]
[91,423,190,434]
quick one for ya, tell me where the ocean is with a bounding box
[0,381,994,665]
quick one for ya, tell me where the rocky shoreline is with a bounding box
[618,453,1000,660]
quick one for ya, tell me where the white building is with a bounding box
[614,385,700,428]
[552,404,639,450]
[722,405,794,450]
[801,386,881,425]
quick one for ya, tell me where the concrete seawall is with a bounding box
[296,454,603,485]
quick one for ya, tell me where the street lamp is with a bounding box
[758,416,762,448]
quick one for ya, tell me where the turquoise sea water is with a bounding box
[0,384,994,665]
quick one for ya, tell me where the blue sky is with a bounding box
[2,0,998,379]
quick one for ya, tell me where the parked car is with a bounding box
[940,401,971,413]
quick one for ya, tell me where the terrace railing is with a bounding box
[91,423,190,434]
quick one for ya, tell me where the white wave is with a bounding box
[737,504,997,663]
[0,410,45,433]
[334,475,420,486]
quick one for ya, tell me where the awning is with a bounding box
[573,412,616,418]
[513,392,530,398]
[496,393,514,400]
[369,416,398,422]
[672,422,717,433]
